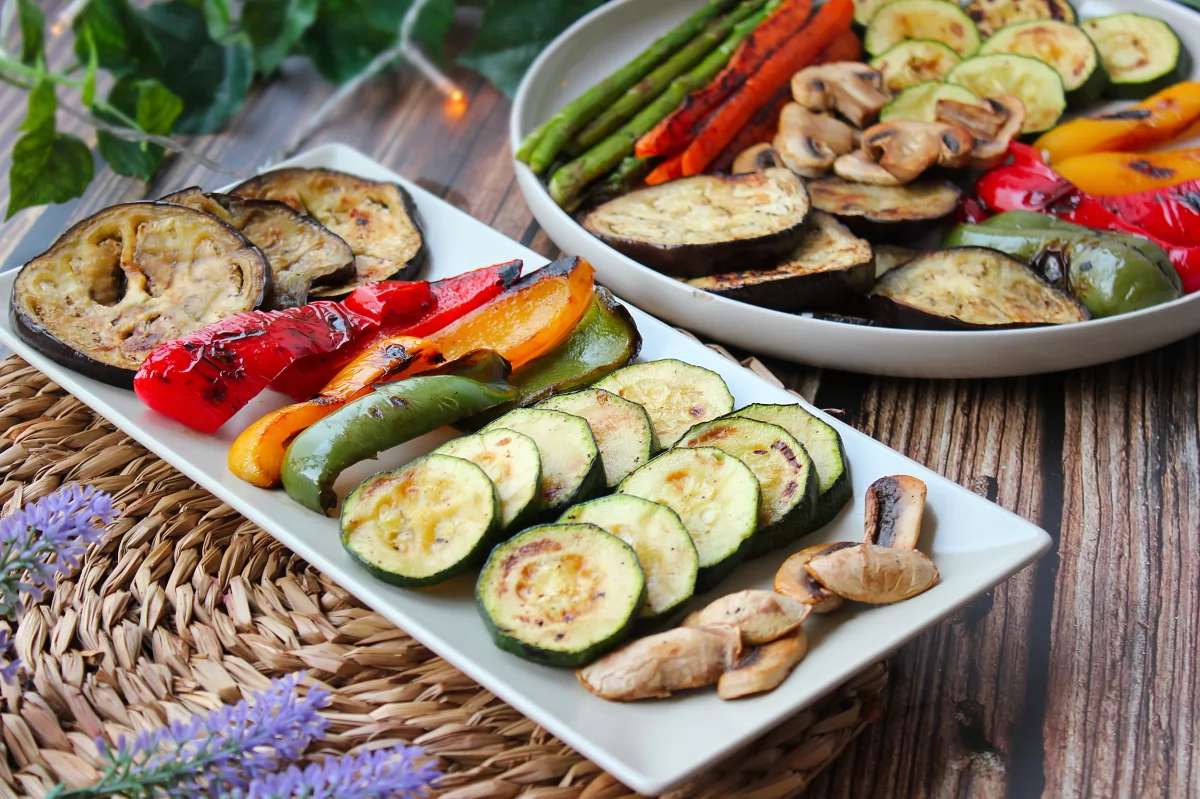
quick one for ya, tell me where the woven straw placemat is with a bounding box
[0,351,885,799]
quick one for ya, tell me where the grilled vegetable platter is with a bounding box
[516,0,1200,330]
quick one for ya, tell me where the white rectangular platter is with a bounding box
[0,143,1052,796]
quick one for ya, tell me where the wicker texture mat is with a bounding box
[0,353,885,799]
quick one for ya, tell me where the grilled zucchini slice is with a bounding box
[879,81,984,123]
[483,408,604,514]
[982,20,1106,107]
[618,447,760,589]
[964,0,1076,37]
[870,247,1090,329]
[730,404,853,529]
[947,53,1066,134]
[341,454,501,587]
[560,495,698,622]
[476,523,645,667]
[594,359,735,447]
[537,388,660,487]
[678,417,818,556]
[870,40,963,93]
[1082,14,1189,99]
[864,0,981,58]
[434,429,542,532]
[685,211,875,314]
[855,0,894,28]
[229,167,426,295]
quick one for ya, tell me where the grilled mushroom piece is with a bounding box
[162,188,354,310]
[805,544,940,604]
[576,626,742,701]
[774,104,858,177]
[864,475,927,550]
[791,62,892,128]
[833,151,905,185]
[11,203,268,387]
[860,120,974,181]
[732,143,786,174]
[774,542,857,613]
[682,589,811,644]
[718,630,808,700]
[936,94,1027,170]
[229,167,426,296]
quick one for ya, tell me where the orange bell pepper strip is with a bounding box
[1034,82,1200,164]
[228,335,440,487]
[679,0,853,176]
[429,257,595,369]
[1053,148,1200,195]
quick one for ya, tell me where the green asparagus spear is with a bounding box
[571,0,766,154]
[548,4,775,207]
[565,157,656,214]
[521,0,742,174]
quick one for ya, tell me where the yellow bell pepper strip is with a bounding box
[1034,82,1200,164]
[1053,148,1200,195]
[228,335,440,488]
[429,257,596,369]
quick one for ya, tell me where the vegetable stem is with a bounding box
[521,0,742,174]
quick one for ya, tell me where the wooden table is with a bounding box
[1,20,1196,799]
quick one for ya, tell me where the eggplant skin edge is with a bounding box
[582,170,812,280]
[9,201,269,388]
[807,178,962,244]
[869,247,1091,330]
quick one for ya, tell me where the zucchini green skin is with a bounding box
[434,429,543,533]
[981,19,1107,108]
[476,523,646,668]
[730,403,853,530]
[538,388,661,487]
[281,375,518,515]
[340,454,502,588]
[1083,13,1191,99]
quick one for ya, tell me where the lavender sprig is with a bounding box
[58,673,331,798]
[0,484,115,617]
[230,744,439,799]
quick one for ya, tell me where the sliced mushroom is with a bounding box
[774,542,857,613]
[936,122,975,169]
[970,96,1027,170]
[732,143,786,174]
[805,544,939,604]
[774,104,858,177]
[832,151,905,185]
[935,99,1007,141]
[718,630,809,700]
[864,475,927,550]
[682,589,811,644]
[791,62,892,128]
[860,121,961,183]
[576,626,742,701]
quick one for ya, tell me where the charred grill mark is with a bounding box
[1128,160,1175,179]
[1096,108,1153,121]
[773,440,803,470]
[1173,189,1200,213]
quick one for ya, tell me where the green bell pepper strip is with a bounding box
[281,375,519,515]
[943,217,1183,318]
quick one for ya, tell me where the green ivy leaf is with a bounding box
[16,0,44,66]
[198,0,235,39]
[96,77,183,181]
[80,28,99,108]
[243,0,320,76]
[301,0,411,84]
[7,82,93,219]
[73,0,165,76]
[458,0,604,97]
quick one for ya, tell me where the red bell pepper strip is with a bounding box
[635,0,815,160]
[680,0,853,176]
[1095,182,1200,249]
[977,144,1200,293]
[133,282,433,434]
[268,260,523,402]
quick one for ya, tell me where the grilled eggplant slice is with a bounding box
[162,188,354,310]
[686,211,874,313]
[581,169,810,279]
[229,167,426,295]
[11,203,268,387]
[806,177,961,241]
[870,247,1089,329]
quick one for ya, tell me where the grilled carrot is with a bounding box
[644,153,687,185]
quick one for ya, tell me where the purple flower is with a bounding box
[0,484,115,618]
[231,744,439,799]
[0,629,15,683]
[78,672,331,798]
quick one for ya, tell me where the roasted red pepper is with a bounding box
[1096,182,1200,249]
[976,144,1200,293]
[134,282,433,434]
[269,260,523,401]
